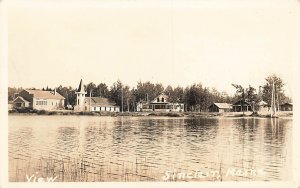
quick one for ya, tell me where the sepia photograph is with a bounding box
[1,0,300,187]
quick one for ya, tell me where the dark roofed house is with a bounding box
[13,89,65,111]
[149,94,170,111]
[232,100,252,112]
[84,97,120,112]
[208,103,232,113]
[280,103,293,111]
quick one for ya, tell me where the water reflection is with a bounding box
[8,116,292,182]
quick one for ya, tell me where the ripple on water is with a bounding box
[8,116,292,182]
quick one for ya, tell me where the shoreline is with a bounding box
[8,110,293,118]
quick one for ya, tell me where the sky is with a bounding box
[7,0,300,97]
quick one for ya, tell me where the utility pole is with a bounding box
[127,98,129,112]
[121,86,123,113]
[89,89,92,112]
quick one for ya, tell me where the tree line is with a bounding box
[8,74,291,112]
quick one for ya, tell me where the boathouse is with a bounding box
[208,103,232,113]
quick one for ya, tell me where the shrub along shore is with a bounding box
[8,109,292,118]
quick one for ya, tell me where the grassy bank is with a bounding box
[8,108,292,118]
[9,109,186,117]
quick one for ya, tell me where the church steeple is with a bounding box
[77,79,85,93]
[75,79,87,112]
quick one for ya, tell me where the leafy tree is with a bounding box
[173,86,184,103]
[55,85,77,107]
[232,84,246,114]
[96,83,109,98]
[184,84,204,112]
[134,81,164,102]
[154,83,164,99]
[8,87,23,101]
[245,85,259,112]
[85,82,97,97]
[262,74,286,108]
[164,85,173,98]
[109,80,132,112]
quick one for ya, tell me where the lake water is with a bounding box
[8,115,292,182]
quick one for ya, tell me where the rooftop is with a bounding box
[25,89,65,100]
[13,96,30,103]
[84,97,118,107]
[212,103,232,109]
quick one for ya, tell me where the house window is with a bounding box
[105,107,106,111]
[162,98,164,102]
[157,98,160,102]
[36,101,38,105]
[94,107,96,111]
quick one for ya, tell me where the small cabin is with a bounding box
[208,103,232,113]
[280,103,293,111]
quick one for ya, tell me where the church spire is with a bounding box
[76,79,85,93]
[75,78,87,112]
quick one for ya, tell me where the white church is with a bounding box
[74,79,120,112]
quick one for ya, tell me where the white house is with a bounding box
[137,94,184,112]
[13,89,65,111]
